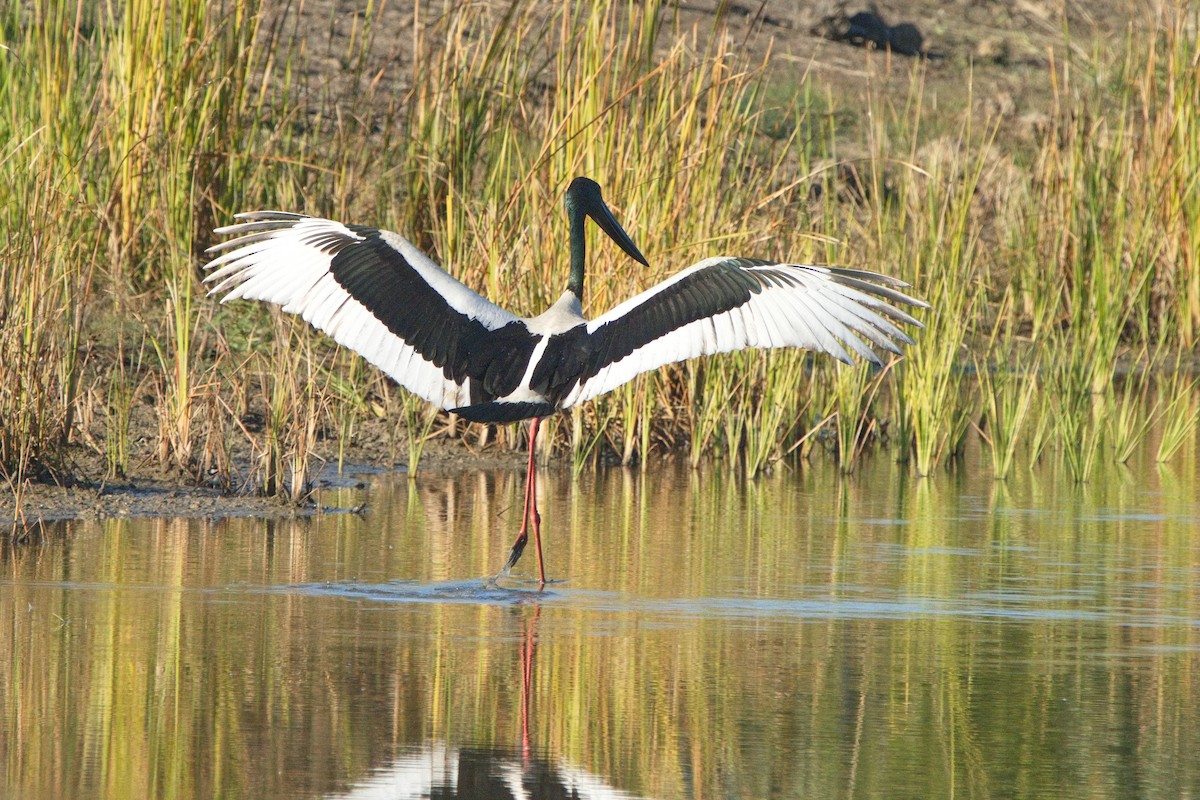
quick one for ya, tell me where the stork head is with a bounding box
[565,177,649,268]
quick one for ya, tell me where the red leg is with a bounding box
[528,427,546,586]
[501,417,544,584]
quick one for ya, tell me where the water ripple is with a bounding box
[289,579,1200,629]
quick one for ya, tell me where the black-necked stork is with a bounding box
[204,177,927,585]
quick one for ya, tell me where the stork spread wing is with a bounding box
[558,257,928,408]
[204,213,532,411]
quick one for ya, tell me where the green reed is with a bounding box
[688,361,735,469]
[0,0,275,484]
[615,379,643,467]
[103,341,138,479]
[402,392,439,478]
[975,290,1046,479]
[1106,351,1162,466]
[742,352,808,475]
[1156,365,1200,463]
[257,320,328,500]
[891,97,985,475]
[0,3,93,483]
[328,353,368,474]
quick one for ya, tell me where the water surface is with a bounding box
[3,448,1199,799]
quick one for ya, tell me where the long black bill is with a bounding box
[589,199,649,267]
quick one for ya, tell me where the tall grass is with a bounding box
[1,0,1198,497]
[975,291,1042,479]
[893,132,986,476]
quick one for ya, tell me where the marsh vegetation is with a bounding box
[2,1,1197,505]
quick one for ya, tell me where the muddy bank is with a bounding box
[1,425,530,530]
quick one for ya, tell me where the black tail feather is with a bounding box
[451,401,555,424]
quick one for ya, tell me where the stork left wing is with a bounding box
[560,257,927,407]
[204,212,525,411]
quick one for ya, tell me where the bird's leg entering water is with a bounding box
[501,416,546,586]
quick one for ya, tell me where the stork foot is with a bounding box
[500,533,528,576]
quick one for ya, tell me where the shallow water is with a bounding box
[3,448,1199,799]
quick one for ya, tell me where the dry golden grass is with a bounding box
[1,1,1197,496]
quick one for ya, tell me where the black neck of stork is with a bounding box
[566,193,590,301]
[564,177,649,303]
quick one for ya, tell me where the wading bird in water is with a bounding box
[204,177,927,586]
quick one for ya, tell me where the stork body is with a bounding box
[205,177,927,585]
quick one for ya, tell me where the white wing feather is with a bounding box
[204,215,519,411]
[561,258,924,408]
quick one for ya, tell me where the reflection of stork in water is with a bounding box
[519,604,540,764]
[207,178,925,587]
[323,743,645,799]
[324,603,643,800]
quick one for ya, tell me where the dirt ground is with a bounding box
[2,416,529,529]
[1,0,1154,529]
[297,0,1151,144]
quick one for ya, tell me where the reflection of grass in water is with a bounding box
[4,457,1200,796]
[2,2,1199,490]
